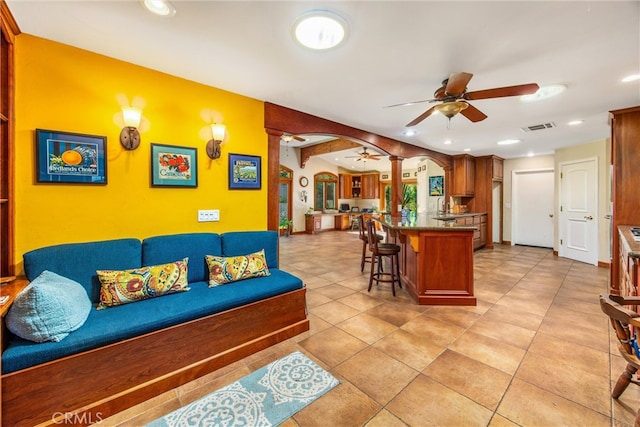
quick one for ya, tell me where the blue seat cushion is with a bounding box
[142,233,221,283]
[2,270,303,374]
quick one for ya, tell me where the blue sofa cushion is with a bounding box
[142,233,221,283]
[6,271,92,343]
[2,270,303,374]
[222,231,279,269]
[23,239,142,304]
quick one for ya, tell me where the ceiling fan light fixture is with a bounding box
[520,84,566,102]
[433,101,468,118]
[293,10,349,50]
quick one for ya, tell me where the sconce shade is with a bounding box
[122,107,142,128]
[211,123,226,141]
[206,123,226,159]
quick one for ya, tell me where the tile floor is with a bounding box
[106,231,638,426]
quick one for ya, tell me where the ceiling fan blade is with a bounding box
[465,83,539,100]
[459,103,488,122]
[384,98,438,108]
[445,72,473,96]
[293,136,306,142]
[406,105,437,127]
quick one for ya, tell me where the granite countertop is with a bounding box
[432,212,488,220]
[619,225,640,258]
[375,214,478,231]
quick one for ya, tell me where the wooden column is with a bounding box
[390,156,403,215]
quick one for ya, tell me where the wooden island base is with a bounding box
[376,215,476,306]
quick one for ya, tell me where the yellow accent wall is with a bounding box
[13,35,267,274]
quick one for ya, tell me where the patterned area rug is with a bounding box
[147,351,340,427]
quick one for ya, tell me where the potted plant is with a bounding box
[279,218,294,237]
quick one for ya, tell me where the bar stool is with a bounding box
[366,219,402,296]
[358,215,383,272]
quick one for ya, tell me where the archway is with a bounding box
[264,102,453,231]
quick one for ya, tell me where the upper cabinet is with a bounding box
[339,173,379,199]
[492,156,504,181]
[452,154,475,197]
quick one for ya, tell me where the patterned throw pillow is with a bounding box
[205,249,270,286]
[97,258,189,309]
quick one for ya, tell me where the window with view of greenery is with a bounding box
[385,183,417,212]
[314,172,337,211]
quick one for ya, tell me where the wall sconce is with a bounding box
[120,106,142,150]
[206,123,226,159]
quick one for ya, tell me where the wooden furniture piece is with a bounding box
[305,214,322,234]
[1,288,309,426]
[452,154,475,197]
[610,106,640,294]
[338,173,380,199]
[618,226,640,297]
[367,220,402,296]
[467,156,503,248]
[359,215,383,272]
[375,215,476,306]
[599,293,640,426]
[453,213,488,250]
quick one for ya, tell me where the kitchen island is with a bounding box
[374,214,477,306]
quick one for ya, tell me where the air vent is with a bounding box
[520,122,556,132]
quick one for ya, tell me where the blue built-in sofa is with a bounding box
[1,231,309,426]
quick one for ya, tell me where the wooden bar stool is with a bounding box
[366,219,402,296]
[358,215,383,272]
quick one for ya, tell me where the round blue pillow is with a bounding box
[6,270,91,342]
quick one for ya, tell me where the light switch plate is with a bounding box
[198,209,220,222]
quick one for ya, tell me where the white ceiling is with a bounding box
[7,0,640,170]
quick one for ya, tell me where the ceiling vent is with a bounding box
[521,122,556,132]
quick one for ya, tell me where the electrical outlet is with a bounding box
[198,209,220,222]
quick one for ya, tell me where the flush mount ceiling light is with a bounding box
[403,129,416,137]
[496,139,521,145]
[520,84,566,102]
[292,10,349,50]
[141,0,176,17]
[568,120,584,126]
[622,74,640,83]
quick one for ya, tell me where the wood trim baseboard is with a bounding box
[598,261,611,269]
[502,240,511,246]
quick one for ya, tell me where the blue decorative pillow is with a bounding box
[6,270,92,343]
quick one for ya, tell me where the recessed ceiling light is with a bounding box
[463,148,471,152]
[520,84,566,102]
[443,140,453,145]
[622,74,640,83]
[568,120,584,126]
[527,151,535,157]
[497,139,521,145]
[403,129,416,137]
[141,0,176,17]
[292,10,349,50]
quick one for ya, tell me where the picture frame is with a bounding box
[229,153,261,190]
[35,129,107,184]
[402,172,411,178]
[151,143,198,188]
[429,175,444,196]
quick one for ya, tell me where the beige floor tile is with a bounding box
[334,347,419,405]
[449,331,526,375]
[365,409,408,427]
[298,326,368,368]
[421,305,481,329]
[292,377,381,427]
[372,328,445,371]
[309,300,361,324]
[467,316,536,349]
[339,292,386,312]
[497,378,610,426]
[387,374,494,426]
[488,413,520,427]
[305,290,333,308]
[528,332,609,376]
[515,352,611,416]
[366,301,424,326]
[314,283,358,300]
[423,349,511,410]
[401,314,466,347]
[480,304,544,331]
[337,312,398,344]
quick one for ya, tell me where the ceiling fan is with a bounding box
[280,133,306,143]
[388,72,539,127]
[345,147,382,161]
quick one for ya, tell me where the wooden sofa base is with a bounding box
[1,288,309,426]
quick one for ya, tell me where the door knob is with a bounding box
[584,215,594,220]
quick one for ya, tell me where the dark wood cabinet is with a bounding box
[362,174,379,199]
[492,156,503,181]
[452,154,475,196]
[455,213,487,250]
[305,215,322,234]
[339,173,379,199]
[618,227,639,297]
[610,106,640,294]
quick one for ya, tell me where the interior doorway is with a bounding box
[492,181,502,243]
[512,169,554,248]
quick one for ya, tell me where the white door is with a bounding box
[559,158,598,265]
[513,169,554,248]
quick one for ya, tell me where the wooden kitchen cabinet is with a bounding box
[361,174,379,199]
[455,213,487,250]
[339,173,379,199]
[618,226,640,297]
[305,215,322,234]
[339,174,352,199]
[610,106,640,294]
[492,156,504,181]
[452,154,475,197]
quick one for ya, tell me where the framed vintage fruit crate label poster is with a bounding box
[150,143,198,188]
[35,129,107,184]
[228,153,261,189]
